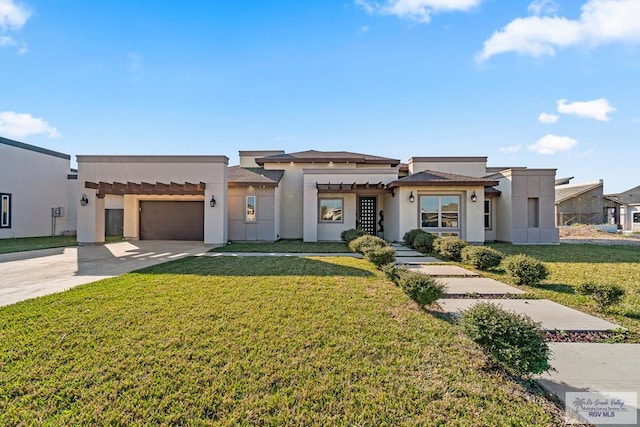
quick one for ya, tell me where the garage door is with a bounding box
[139,201,204,241]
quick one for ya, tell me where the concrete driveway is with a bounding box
[0,241,208,307]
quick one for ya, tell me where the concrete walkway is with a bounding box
[438,298,624,331]
[0,241,207,307]
[438,277,525,295]
[406,264,480,277]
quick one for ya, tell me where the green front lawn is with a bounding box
[487,243,640,336]
[0,256,559,425]
[0,235,78,254]
[210,239,350,253]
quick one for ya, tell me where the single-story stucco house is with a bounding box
[0,136,77,239]
[604,185,640,232]
[75,149,559,245]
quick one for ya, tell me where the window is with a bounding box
[245,196,256,222]
[1,193,10,228]
[528,198,539,228]
[319,198,343,223]
[420,195,460,231]
[484,199,491,230]
[633,212,640,224]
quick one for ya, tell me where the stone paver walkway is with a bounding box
[438,277,525,295]
[438,298,623,331]
[405,264,480,277]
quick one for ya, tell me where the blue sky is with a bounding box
[1,0,638,193]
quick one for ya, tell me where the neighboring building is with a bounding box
[555,179,604,226]
[604,185,640,232]
[76,150,559,245]
[0,136,77,239]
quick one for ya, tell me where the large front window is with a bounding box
[420,195,460,233]
[1,193,11,228]
[319,198,343,223]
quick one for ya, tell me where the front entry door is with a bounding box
[358,196,377,235]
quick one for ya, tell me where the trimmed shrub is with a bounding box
[413,232,436,254]
[576,283,626,310]
[396,269,445,306]
[365,246,396,268]
[461,246,503,271]
[459,302,550,378]
[433,236,467,261]
[348,235,387,254]
[340,228,366,244]
[403,229,427,247]
[502,254,549,286]
[380,263,400,283]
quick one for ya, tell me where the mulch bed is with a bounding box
[544,330,627,343]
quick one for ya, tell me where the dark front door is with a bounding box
[139,201,204,240]
[358,196,377,235]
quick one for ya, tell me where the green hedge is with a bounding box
[348,235,387,254]
[433,236,467,261]
[502,254,549,286]
[461,246,503,271]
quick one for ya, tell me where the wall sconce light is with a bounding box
[470,191,478,203]
[80,194,89,206]
[409,191,415,203]
[210,195,217,208]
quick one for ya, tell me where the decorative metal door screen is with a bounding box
[359,196,377,235]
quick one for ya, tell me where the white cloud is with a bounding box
[1,0,30,54]
[557,98,615,121]
[360,25,370,32]
[0,111,61,139]
[355,0,483,23]
[0,0,30,30]
[538,112,559,123]
[499,144,521,153]
[528,134,578,154]
[528,0,558,16]
[477,0,640,62]
[631,117,640,123]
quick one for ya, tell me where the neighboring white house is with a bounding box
[0,136,77,239]
[604,185,640,232]
[75,149,559,245]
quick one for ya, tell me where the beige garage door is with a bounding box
[139,201,204,241]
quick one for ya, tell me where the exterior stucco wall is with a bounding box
[228,186,277,241]
[77,156,228,245]
[301,168,398,242]
[0,142,74,238]
[383,192,400,242]
[409,157,487,177]
[493,169,558,244]
[396,186,485,243]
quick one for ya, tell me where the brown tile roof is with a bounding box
[388,170,499,188]
[228,166,284,186]
[255,150,400,166]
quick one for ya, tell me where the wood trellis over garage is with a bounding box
[84,181,207,197]
[316,182,392,195]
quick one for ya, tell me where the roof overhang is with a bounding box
[316,182,392,194]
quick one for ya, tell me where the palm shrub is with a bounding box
[413,232,436,253]
[403,229,427,248]
[340,228,366,244]
[348,235,387,254]
[459,302,550,378]
[396,269,445,306]
[433,236,467,261]
[502,254,549,286]
[461,246,503,271]
[365,247,396,268]
[576,283,626,311]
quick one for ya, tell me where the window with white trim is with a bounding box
[484,199,491,230]
[1,193,11,228]
[420,195,460,235]
[245,195,256,222]
[319,198,343,223]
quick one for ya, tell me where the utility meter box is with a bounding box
[52,207,64,217]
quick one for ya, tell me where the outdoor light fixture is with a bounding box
[80,194,89,206]
[470,191,478,203]
[210,195,217,208]
[409,191,415,203]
